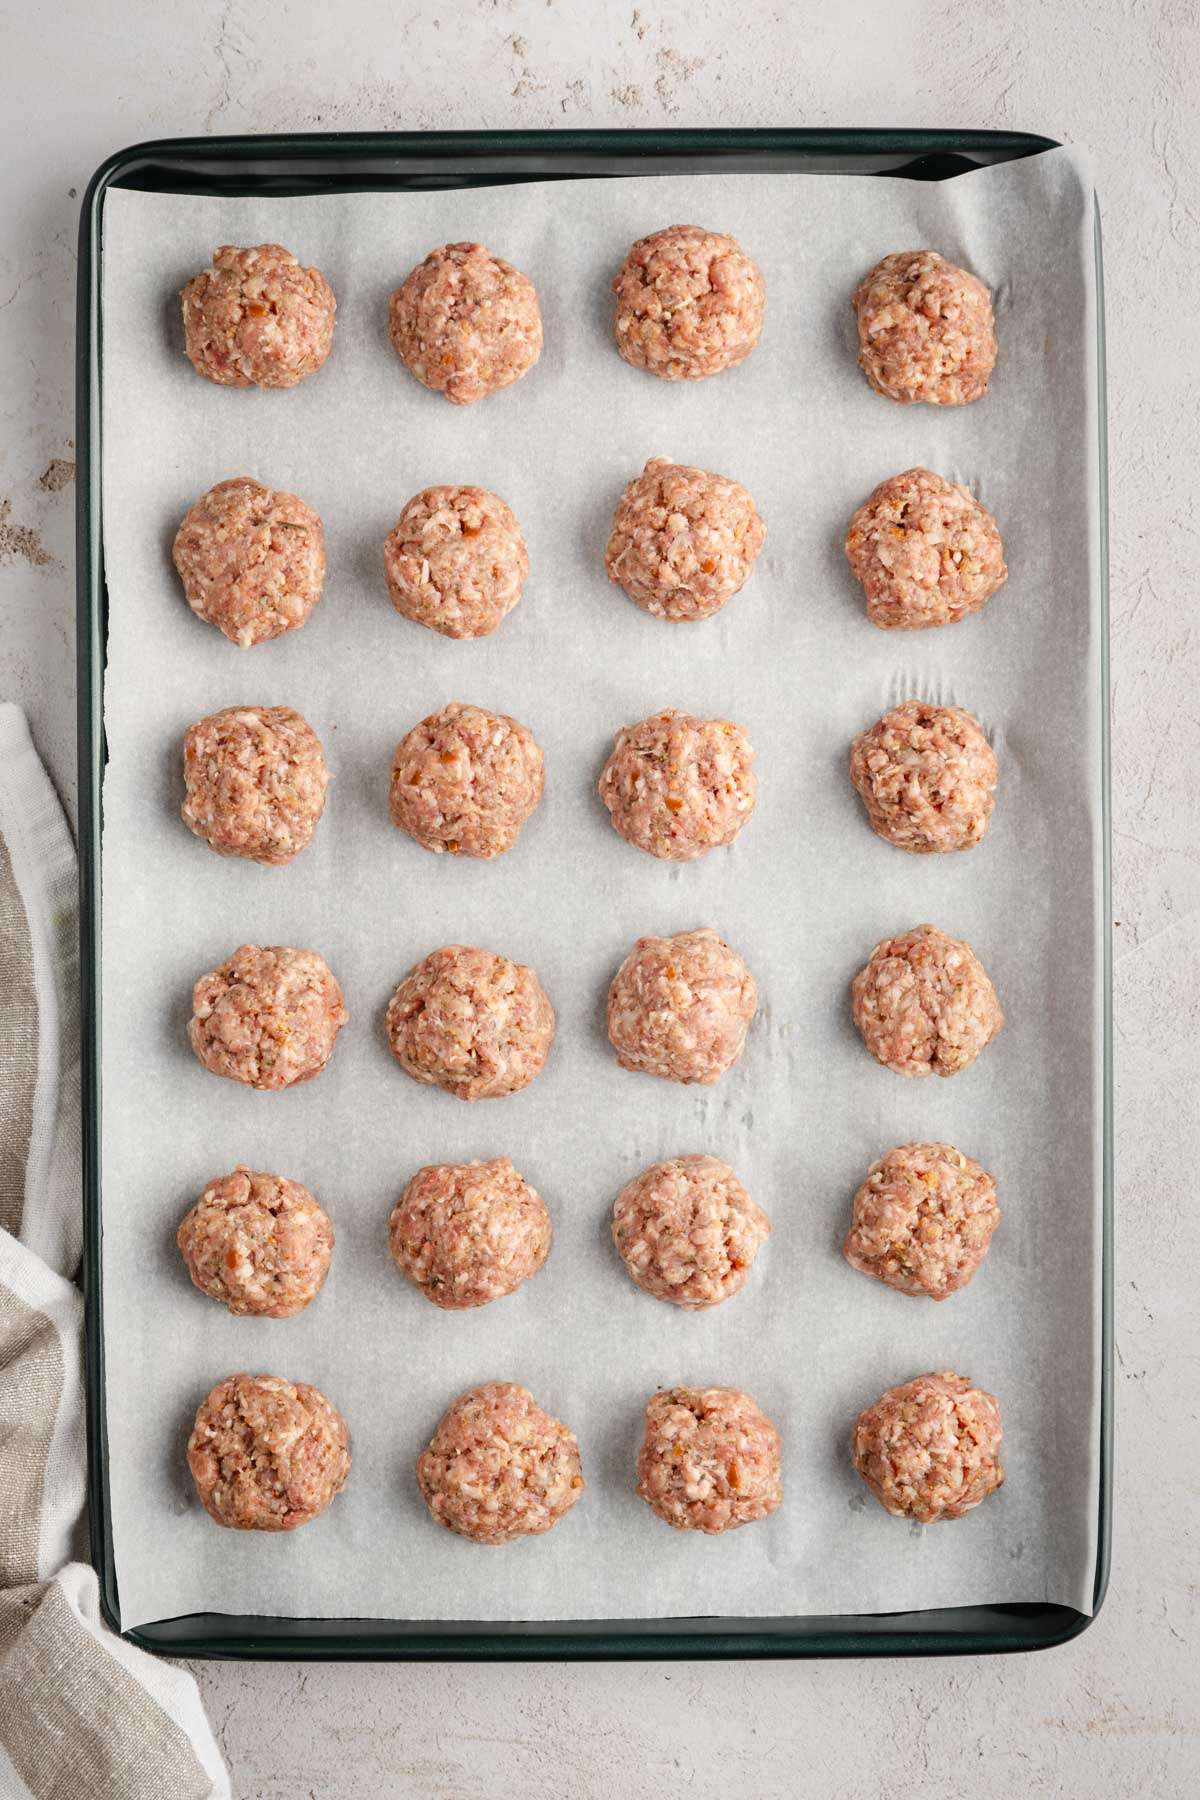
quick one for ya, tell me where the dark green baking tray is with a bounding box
[76,128,1111,1660]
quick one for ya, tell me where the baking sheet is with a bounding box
[99,148,1103,1630]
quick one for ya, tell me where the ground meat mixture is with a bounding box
[187,1373,351,1531]
[177,1166,334,1317]
[852,251,996,406]
[851,924,1003,1079]
[636,1386,782,1533]
[389,1158,551,1309]
[389,702,544,858]
[181,244,336,389]
[607,928,757,1085]
[605,458,766,623]
[181,705,330,865]
[416,1382,584,1544]
[389,242,542,405]
[844,467,1007,631]
[612,1155,771,1309]
[383,485,528,639]
[849,701,998,854]
[612,225,765,381]
[188,944,348,1090]
[843,1142,1000,1300]
[852,1371,1004,1522]
[172,477,326,649]
[599,710,756,861]
[386,945,554,1101]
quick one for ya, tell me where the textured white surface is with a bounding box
[0,1,1197,1795]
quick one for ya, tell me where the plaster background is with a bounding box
[0,3,1196,1794]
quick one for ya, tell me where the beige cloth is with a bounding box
[0,704,228,1800]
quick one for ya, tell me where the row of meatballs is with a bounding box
[172,459,1007,648]
[188,924,1003,1097]
[186,1370,1005,1541]
[843,254,1012,1549]
[181,697,1000,867]
[177,1143,1000,1321]
[181,233,996,406]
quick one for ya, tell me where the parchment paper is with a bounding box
[99,148,1104,1630]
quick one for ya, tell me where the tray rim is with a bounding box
[76,125,1111,1662]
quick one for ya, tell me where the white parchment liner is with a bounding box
[99,149,1103,1629]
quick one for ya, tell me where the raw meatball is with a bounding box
[177,1166,334,1317]
[599,710,756,861]
[607,928,756,1085]
[852,924,1003,1079]
[612,1155,771,1309]
[386,945,554,1101]
[852,250,996,406]
[389,1157,551,1309]
[843,1142,1000,1300]
[636,1387,782,1533]
[389,702,544,858]
[844,467,1007,631]
[384,485,528,639]
[852,1371,1004,1522]
[173,476,326,649]
[416,1381,583,1544]
[849,701,998,854]
[189,944,348,1090]
[181,244,336,389]
[605,458,766,623]
[612,225,765,381]
[182,705,330,865]
[187,1373,350,1531]
[389,242,542,405]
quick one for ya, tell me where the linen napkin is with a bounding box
[0,703,229,1800]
